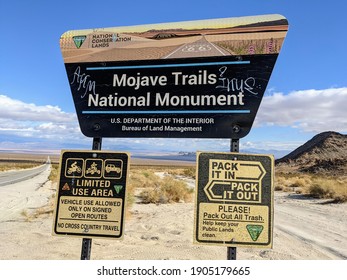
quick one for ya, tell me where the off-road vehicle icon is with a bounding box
[105,164,121,174]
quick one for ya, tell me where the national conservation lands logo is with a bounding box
[73,35,86,48]
[72,34,131,49]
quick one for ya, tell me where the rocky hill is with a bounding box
[276,131,347,175]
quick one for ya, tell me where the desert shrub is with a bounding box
[49,164,59,183]
[274,175,288,191]
[128,169,160,189]
[308,184,332,198]
[303,177,347,203]
[275,173,313,192]
[183,167,196,178]
[0,162,40,172]
[275,171,347,203]
[139,176,193,204]
[167,167,196,179]
[126,169,159,210]
[140,187,162,204]
[288,177,309,189]
[160,177,193,203]
[125,181,136,211]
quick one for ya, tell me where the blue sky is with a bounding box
[0,0,346,157]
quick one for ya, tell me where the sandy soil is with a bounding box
[0,166,346,260]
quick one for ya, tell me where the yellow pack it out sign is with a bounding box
[194,152,274,248]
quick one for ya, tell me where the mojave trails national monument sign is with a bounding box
[60,14,288,139]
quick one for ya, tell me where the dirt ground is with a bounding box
[0,166,346,260]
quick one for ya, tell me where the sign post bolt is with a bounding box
[93,123,101,131]
[232,125,241,134]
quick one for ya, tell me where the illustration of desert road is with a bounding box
[162,36,232,59]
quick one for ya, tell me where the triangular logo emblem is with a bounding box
[73,36,86,49]
[246,224,263,241]
[62,183,70,191]
[114,185,123,194]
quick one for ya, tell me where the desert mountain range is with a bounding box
[276,131,347,175]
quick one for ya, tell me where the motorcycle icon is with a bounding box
[67,161,82,174]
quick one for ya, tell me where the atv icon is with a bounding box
[85,162,101,175]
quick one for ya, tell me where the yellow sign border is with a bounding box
[52,150,130,240]
[194,151,274,248]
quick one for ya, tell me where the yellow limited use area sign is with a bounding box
[194,152,274,248]
[52,150,129,239]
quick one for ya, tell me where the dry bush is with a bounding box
[128,169,160,189]
[140,187,161,204]
[139,176,193,204]
[160,177,193,203]
[275,173,312,193]
[0,162,40,172]
[306,177,347,202]
[168,167,196,179]
[275,172,347,203]
[182,167,196,178]
[49,164,59,183]
[289,177,311,189]
[274,175,288,191]
[308,184,331,198]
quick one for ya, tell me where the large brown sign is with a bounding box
[60,14,288,139]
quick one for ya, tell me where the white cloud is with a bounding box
[256,87,347,132]
[0,95,83,144]
[0,95,74,122]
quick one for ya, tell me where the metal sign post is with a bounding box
[81,137,102,260]
[227,138,239,260]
